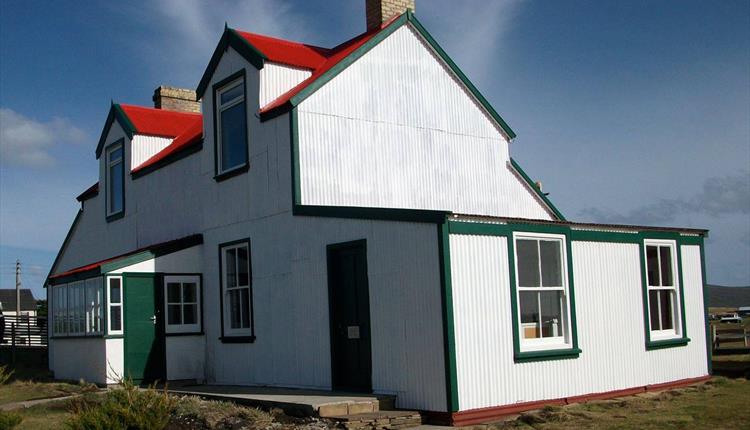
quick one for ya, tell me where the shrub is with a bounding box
[0,366,14,385]
[0,411,22,430]
[66,379,175,430]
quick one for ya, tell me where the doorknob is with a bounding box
[150,315,157,325]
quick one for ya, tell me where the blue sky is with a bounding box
[1,0,748,301]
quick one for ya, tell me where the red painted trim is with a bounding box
[433,375,711,426]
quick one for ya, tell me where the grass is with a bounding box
[489,377,749,430]
[0,379,97,406]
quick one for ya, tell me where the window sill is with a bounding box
[214,164,249,183]
[220,335,255,344]
[515,347,582,363]
[166,331,204,337]
[646,337,690,350]
[106,211,125,223]
[103,334,123,339]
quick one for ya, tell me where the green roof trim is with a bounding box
[196,27,267,99]
[510,158,567,221]
[95,104,137,159]
[438,220,459,412]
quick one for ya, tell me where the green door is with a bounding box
[123,273,165,384]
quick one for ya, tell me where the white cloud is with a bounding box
[0,108,87,168]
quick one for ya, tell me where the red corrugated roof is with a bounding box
[235,31,330,70]
[119,104,202,138]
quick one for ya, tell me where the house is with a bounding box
[45,0,711,425]
[0,289,37,317]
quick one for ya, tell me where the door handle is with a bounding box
[150,315,157,325]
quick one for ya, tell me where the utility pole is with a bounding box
[15,259,21,315]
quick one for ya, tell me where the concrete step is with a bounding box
[318,396,395,417]
[328,410,423,429]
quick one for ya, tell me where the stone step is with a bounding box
[328,410,424,430]
[317,396,395,417]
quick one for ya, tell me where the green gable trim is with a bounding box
[95,104,137,159]
[262,11,518,141]
[569,229,641,244]
[437,220,459,412]
[510,158,566,221]
[196,27,267,99]
[698,237,712,374]
[406,11,516,140]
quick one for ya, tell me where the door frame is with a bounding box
[326,239,373,392]
[122,272,166,384]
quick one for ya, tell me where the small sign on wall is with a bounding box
[347,325,360,339]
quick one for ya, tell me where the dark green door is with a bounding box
[123,273,165,384]
[327,240,372,392]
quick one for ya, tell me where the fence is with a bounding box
[1,315,48,347]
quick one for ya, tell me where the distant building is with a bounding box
[738,307,750,317]
[0,289,37,317]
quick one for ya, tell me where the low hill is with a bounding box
[708,285,750,308]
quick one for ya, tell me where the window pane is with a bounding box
[183,283,197,303]
[220,103,247,171]
[241,288,250,329]
[167,283,181,303]
[110,279,121,304]
[184,304,198,325]
[519,291,540,339]
[109,146,123,161]
[167,305,182,325]
[220,83,243,105]
[111,306,122,331]
[646,246,660,286]
[540,290,564,338]
[660,290,674,330]
[659,246,673,287]
[226,249,237,288]
[229,290,241,329]
[540,240,563,287]
[109,161,123,213]
[238,246,249,287]
[517,239,540,288]
[649,290,660,330]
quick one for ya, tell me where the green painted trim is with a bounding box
[448,221,509,236]
[509,158,566,221]
[212,69,250,179]
[293,205,446,223]
[96,104,136,159]
[45,210,83,287]
[679,235,704,246]
[100,251,154,274]
[514,348,582,363]
[104,138,126,222]
[196,27,267,99]
[697,238,712,373]
[437,220,459,412]
[569,230,641,244]
[290,108,301,206]
[406,11,516,140]
[639,235,691,351]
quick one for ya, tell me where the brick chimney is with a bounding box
[366,0,415,31]
[152,86,201,113]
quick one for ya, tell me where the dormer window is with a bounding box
[106,140,124,219]
[214,71,248,179]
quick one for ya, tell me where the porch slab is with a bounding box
[169,385,396,417]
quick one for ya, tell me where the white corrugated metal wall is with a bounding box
[297,25,553,220]
[450,233,708,411]
[130,135,173,170]
[259,62,311,108]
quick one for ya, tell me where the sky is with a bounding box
[0,0,748,301]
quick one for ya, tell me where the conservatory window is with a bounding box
[108,277,123,335]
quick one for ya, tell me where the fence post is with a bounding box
[10,323,16,365]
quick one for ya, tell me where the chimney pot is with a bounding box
[366,0,415,31]
[153,86,201,113]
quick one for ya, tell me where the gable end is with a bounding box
[95,103,136,159]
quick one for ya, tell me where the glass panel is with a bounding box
[183,283,197,303]
[109,278,121,303]
[111,306,122,331]
[109,146,123,161]
[220,102,247,171]
[109,160,124,213]
[226,249,237,288]
[519,291,540,339]
[229,290,241,329]
[167,283,181,303]
[241,288,250,329]
[168,305,182,325]
[659,246,673,287]
[238,246,249,286]
[220,83,244,105]
[660,290,674,330]
[516,239,540,288]
[646,245,660,286]
[540,240,563,287]
[184,304,198,325]
[540,290,564,338]
[649,290,660,330]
